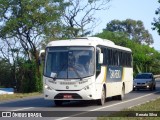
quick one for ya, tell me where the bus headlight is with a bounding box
[44,85,52,90]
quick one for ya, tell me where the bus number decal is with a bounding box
[109,69,121,79]
[107,66,123,82]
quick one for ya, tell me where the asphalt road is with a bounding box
[0,80,160,120]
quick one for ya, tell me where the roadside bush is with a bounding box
[16,59,42,93]
[0,59,14,88]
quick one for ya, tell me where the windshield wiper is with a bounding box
[72,66,82,80]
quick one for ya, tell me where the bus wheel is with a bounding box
[97,87,106,105]
[54,100,63,106]
[118,85,125,100]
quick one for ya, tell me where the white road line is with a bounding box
[55,91,160,120]
[11,107,34,111]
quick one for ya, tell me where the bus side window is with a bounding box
[96,51,101,77]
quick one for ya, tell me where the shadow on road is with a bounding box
[0,96,116,108]
[52,98,115,108]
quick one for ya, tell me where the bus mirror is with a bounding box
[51,72,57,79]
[39,50,45,65]
[99,53,103,64]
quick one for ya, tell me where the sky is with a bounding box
[93,0,160,51]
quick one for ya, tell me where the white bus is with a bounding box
[42,37,133,106]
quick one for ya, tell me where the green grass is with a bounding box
[0,92,42,102]
[98,98,160,120]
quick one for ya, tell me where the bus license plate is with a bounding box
[63,95,72,99]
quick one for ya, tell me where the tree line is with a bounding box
[0,0,160,93]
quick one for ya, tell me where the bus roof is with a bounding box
[47,37,132,52]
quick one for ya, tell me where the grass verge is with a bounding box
[98,97,160,120]
[0,92,42,102]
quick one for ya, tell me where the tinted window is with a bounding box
[99,46,132,67]
[135,74,152,79]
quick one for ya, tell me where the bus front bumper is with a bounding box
[43,84,98,100]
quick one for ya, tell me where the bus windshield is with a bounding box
[44,46,95,79]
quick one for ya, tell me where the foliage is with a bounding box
[16,59,42,93]
[0,59,14,88]
[0,58,42,93]
[0,0,66,42]
[152,0,160,35]
[95,31,160,75]
[0,0,67,62]
[104,19,154,45]
[0,0,67,92]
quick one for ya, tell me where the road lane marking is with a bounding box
[55,91,160,120]
[10,107,34,111]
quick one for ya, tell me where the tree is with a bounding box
[0,0,66,59]
[104,19,154,45]
[62,0,111,38]
[152,0,160,35]
[0,0,67,92]
[0,38,22,89]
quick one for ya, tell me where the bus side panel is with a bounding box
[95,66,107,99]
[105,66,133,97]
[106,82,122,97]
[105,66,123,97]
[122,67,133,93]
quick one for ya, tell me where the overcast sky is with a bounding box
[92,0,160,50]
